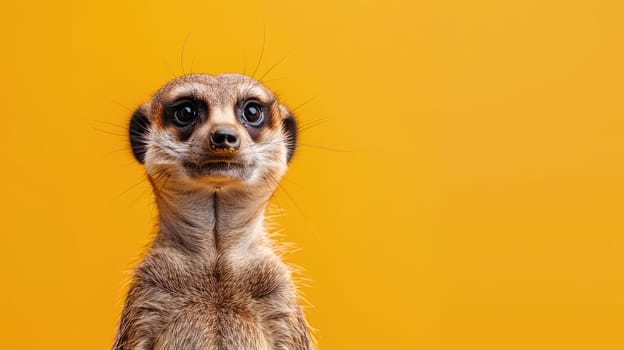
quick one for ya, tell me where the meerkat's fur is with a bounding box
[113,74,313,350]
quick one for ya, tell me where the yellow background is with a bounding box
[1,0,623,348]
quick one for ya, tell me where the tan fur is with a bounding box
[114,74,313,350]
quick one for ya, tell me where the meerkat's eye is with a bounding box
[169,99,201,127]
[241,100,265,126]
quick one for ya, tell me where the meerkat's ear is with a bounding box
[282,109,298,163]
[129,106,150,164]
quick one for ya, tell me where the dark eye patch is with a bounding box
[164,98,207,141]
[237,98,274,141]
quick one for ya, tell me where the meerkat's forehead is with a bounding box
[153,74,275,107]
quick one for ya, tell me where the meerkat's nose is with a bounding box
[209,128,240,153]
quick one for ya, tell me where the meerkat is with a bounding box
[112,73,313,350]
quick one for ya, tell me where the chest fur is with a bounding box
[139,247,292,305]
[128,249,297,349]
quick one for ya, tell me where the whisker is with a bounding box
[107,100,134,113]
[290,97,317,113]
[297,118,330,135]
[298,143,357,153]
[159,174,171,191]
[132,180,155,205]
[241,48,247,76]
[92,120,127,130]
[131,170,167,204]
[115,174,150,200]
[265,173,286,217]
[268,170,305,218]
[251,21,266,79]
[190,55,197,74]
[93,127,126,138]
[279,175,302,188]
[103,148,131,156]
[257,55,288,83]
[260,76,286,84]
[180,32,192,75]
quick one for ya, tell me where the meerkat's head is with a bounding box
[129,74,297,194]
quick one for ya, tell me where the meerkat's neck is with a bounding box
[153,184,273,256]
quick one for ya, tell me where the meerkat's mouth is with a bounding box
[182,160,253,180]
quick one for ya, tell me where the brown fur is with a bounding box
[114,74,313,350]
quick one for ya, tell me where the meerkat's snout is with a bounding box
[209,128,240,153]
